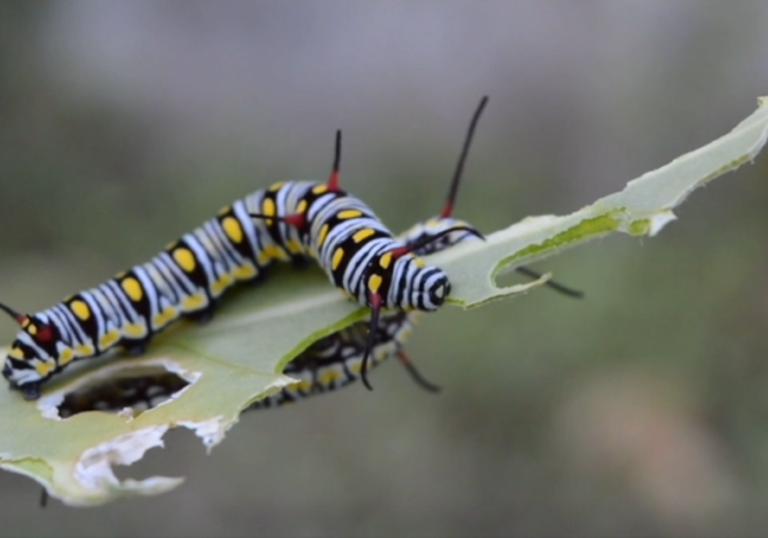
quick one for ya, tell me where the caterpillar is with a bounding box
[248,216,582,409]
[1,100,494,401]
[50,98,582,416]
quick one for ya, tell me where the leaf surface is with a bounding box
[2,98,767,506]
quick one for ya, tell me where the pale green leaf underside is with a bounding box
[1,97,767,506]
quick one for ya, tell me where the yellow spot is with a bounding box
[71,300,91,321]
[121,277,144,302]
[153,307,178,328]
[319,369,340,386]
[368,274,383,294]
[332,248,345,271]
[379,252,392,270]
[20,318,30,329]
[414,258,425,268]
[374,346,390,361]
[58,348,75,366]
[35,360,55,376]
[349,361,363,374]
[75,343,95,357]
[222,216,244,243]
[9,347,24,359]
[298,380,312,392]
[114,271,127,280]
[99,329,121,350]
[173,248,196,273]
[217,205,231,216]
[233,264,257,280]
[123,323,148,338]
[261,198,276,217]
[353,228,375,243]
[312,184,328,195]
[258,244,284,265]
[27,325,37,336]
[182,293,207,311]
[337,209,362,219]
[317,224,330,247]
[407,311,424,324]
[257,245,273,264]
[211,274,234,295]
[397,325,414,342]
[286,238,304,255]
[296,199,307,214]
[269,181,285,191]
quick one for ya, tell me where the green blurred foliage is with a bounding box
[2,2,768,536]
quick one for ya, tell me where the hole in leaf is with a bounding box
[112,427,200,483]
[57,366,190,419]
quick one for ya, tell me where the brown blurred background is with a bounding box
[2,2,768,536]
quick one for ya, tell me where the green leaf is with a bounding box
[1,97,767,506]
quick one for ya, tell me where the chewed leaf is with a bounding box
[435,97,768,308]
[1,97,767,506]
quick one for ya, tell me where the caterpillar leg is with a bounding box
[122,340,149,357]
[245,271,269,288]
[186,306,216,325]
[21,382,41,401]
[290,256,312,271]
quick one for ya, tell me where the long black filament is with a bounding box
[442,95,489,218]
[0,301,24,323]
[360,298,381,391]
[515,266,584,299]
[397,351,441,393]
[333,129,341,175]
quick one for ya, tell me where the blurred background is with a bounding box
[1,1,768,536]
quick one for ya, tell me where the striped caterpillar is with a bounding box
[1,99,489,400]
[2,97,581,403]
[52,98,582,416]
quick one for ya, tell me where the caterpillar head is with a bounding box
[1,305,59,400]
[377,222,482,312]
[377,254,450,312]
[410,264,451,311]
